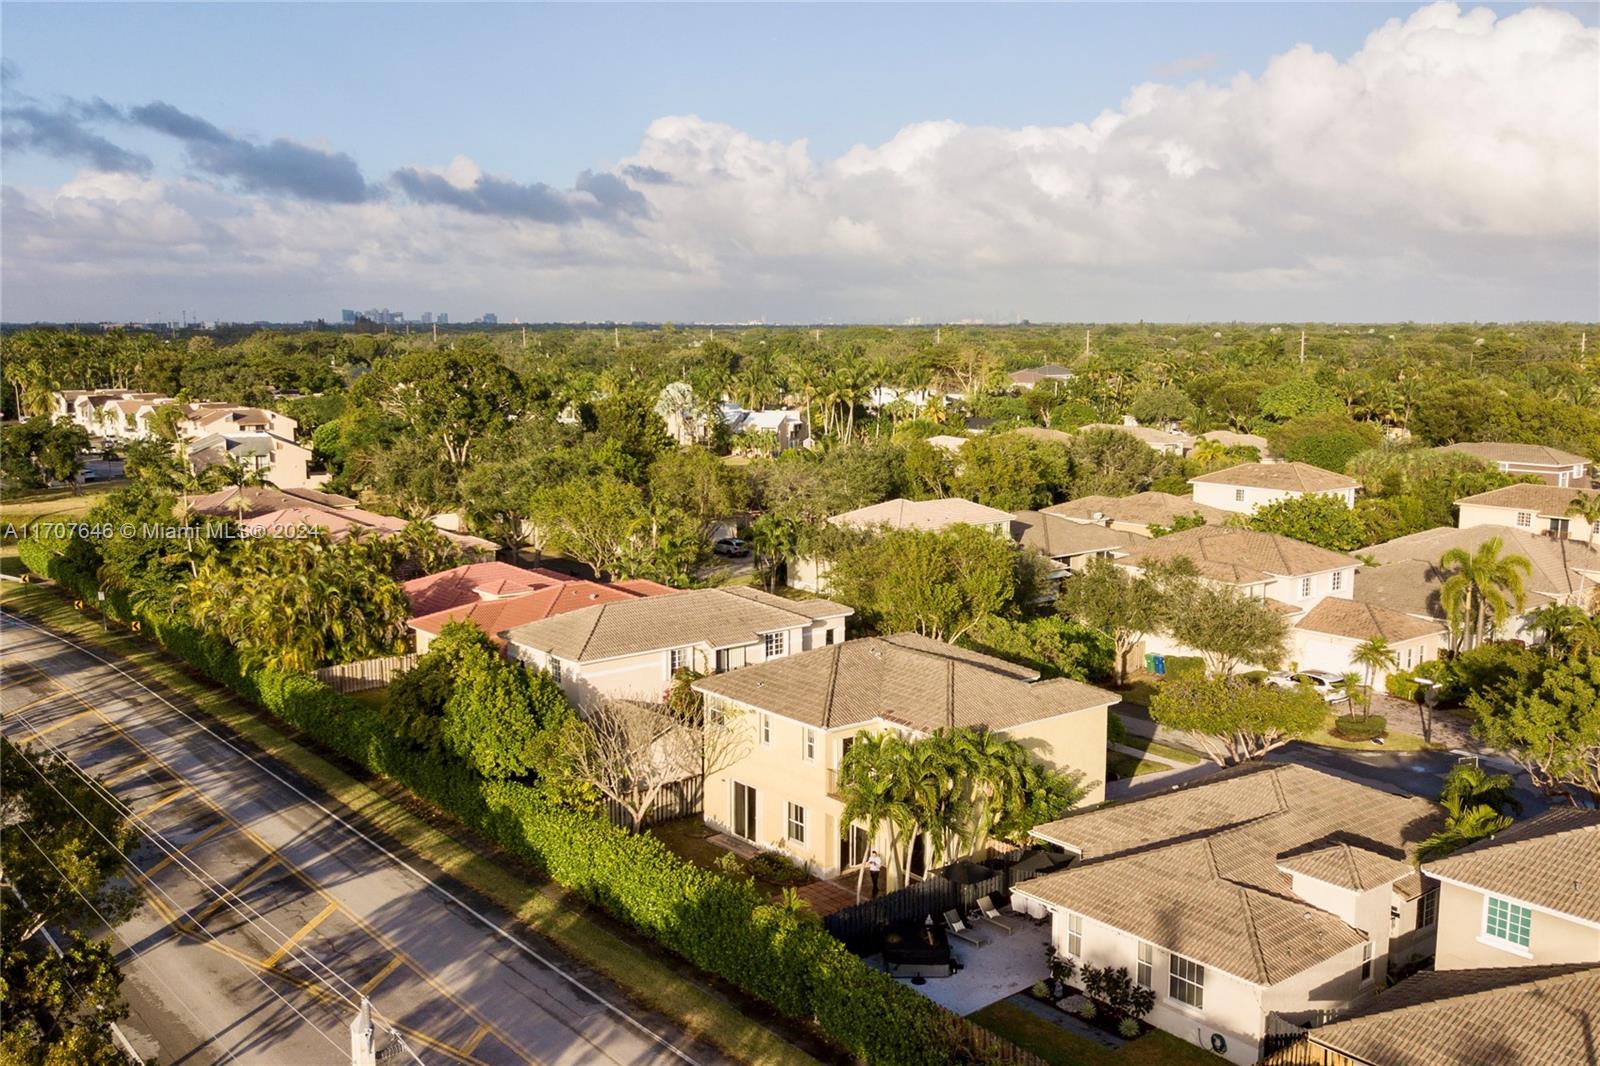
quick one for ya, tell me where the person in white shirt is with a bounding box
[866,850,882,898]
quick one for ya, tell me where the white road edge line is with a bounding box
[0,611,704,1066]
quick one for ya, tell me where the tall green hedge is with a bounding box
[16,543,1000,1066]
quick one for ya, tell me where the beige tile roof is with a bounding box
[1293,597,1445,643]
[1012,510,1142,560]
[1425,808,1600,923]
[1442,441,1590,467]
[1359,525,1600,603]
[1199,430,1270,453]
[1309,964,1600,1066]
[238,505,498,552]
[1043,492,1230,529]
[1008,426,1076,446]
[1078,423,1195,449]
[1117,525,1355,582]
[504,586,850,661]
[830,497,1015,531]
[190,485,358,518]
[1456,483,1600,513]
[1020,765,1440,985]
[691,632,1115,732]
[1189,461,1359,492]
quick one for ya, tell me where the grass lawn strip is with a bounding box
[0,583,818,1066]
[969,1002,1224,1066]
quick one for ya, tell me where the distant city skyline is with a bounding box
[2,2,1596,323]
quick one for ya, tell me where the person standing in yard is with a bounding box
[867,850,882,898]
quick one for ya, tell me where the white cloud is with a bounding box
[2,2,1595,322]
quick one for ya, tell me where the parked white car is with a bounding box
[1266,670,1349,703]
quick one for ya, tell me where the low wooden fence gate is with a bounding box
[601,775,704,830]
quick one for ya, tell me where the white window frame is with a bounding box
[1418,889,1439,928]
[802,727,817,762]
[669,647,689,673]
[1234,487,1246,503]
[1299,576,1313,598]
[786,802,806,844]
[763,631,786,658]
[1360,940,1374,985]
[1136,942,1153,990]
[1515,510,1533,528]
[1065,912,1083,957]
[1331,571,1343,592]
[1481,895,1533,955]
[759,713,772,747]
[548,658,563,683]
[1168,953,1204,1010]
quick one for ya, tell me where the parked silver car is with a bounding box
[1265,670,1349,702]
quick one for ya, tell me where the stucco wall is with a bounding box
[1459,502,1595,542]
[1433,880,1600,969]
[1289,629,1443,685]
[998,708,1109,805]
[1193,483,1357,516]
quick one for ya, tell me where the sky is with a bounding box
[2,2,1597,324]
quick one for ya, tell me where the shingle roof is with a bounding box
[692,632,1115,732]
[504,586,850,661]
[1456,483,1600,514]
[1013,510,1142,560]
[830,497,1015,532]
[1293,597,1445,643]
[1308,964,1600,1066]
[1442,442,1590,467]
[1116,525,1354,582]
[1359,525,1600,603]
[401,562,560,616]
[237,505,497,552]
[1020,765,1439,985]
[1042,492,1229,529]
[1189,461,1359,492]
[1425,808,1600,924]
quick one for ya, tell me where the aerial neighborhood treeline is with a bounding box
[5,319,1599,1064]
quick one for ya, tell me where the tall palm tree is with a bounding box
[1525,603,1589,659]
[835,732,909,900]
[1350,637,1398,717]
[1567,492,1600,549]
[1438,537,1532,651]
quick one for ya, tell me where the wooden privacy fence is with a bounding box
[824,847,1070,952]
[315,653,418,693]
[601,775,704,830]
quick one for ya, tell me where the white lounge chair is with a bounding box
[975,895,1018,934]
[941,909,985,946]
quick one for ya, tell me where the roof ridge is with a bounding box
[574,603,608,660]
[1238,887,1271,983]
[821,643,843,728]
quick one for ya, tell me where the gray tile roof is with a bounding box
[1013,510,1142,560]
[1042,492,1229,529]
[830,497,1015,531]
[1455,483,1600,513]
[1358,525,1600,605]
[503,586,850,661]
[1293,597,1445,643]
[1425,808,1600,923]
[692,632,1115,732]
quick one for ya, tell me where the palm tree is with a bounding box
[1418,762,1520,861]
[1526,603,1589,658]
[1567,492,1600,549]
[835,732,907,901]
[216,456,270,521]
[1438,537,1532,651]
[1350,637,1398,717]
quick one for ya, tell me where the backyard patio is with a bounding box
[867,915,1053,1016]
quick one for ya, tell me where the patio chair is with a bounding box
[941,909,985,947]
[1006,894,1048,925]
[974,895,1018,934]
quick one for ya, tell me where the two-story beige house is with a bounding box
[1190,462,1359,516]
[185,431,326,489]
[1424,808,1600,971]
[691,633,1114,881]
[1441,442,1591,488]
[1016,765,1441,1066]
[503,586,851,707]
[1456,483,1599,545]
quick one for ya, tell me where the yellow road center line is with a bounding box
[14,706,97,741]
[136,784,194,820]
[459,1024,491,1056]
[100,760,152,787]
[261,900,338,968]
[190,854,282,926]
[360,956,405,995]
[141,822,232,877]
[0,688,69,717]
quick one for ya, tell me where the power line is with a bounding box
[2,612,703,1065]
[3,739,350,1061]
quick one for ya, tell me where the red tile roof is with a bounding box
[401,562,559,616]
[408,579,676,643]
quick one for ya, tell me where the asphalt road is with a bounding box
[0,614,733,1066]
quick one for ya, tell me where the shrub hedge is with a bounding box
[1162,655,1205,679]
[1332,714,1387,741]
[16,539,1001,1066]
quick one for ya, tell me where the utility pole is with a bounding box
[614,326,620,351]
[1300,329,1306,366]
[1083,328,1091,358]
[1582,332,1588,357]
[432,322,437,343]
[350,998,376,1066]
[521,325,527,349]
[935,326,942,345]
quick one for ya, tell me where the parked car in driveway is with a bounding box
[1266,670,1349,702]
[712,537,750,558]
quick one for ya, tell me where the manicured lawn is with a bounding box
[0,480,123,535]
[1107,750,1169,780]
[1305,712,1435,752]
[1119,735,1203,766]
[970,1001,1224,1066]
[0,582,818,1066]
[1117,678,1158,707]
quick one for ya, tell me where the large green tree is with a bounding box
[1247,493,1368,551]
[1054,557,1169,686]
[1469,652,1600,805]
[1149,677,1327,765]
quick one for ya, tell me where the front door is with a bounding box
[840,825,868,870]
[732,781,756,841]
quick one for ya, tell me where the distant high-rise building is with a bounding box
[341,309,357,323]
[482,313,498,325]
[420,312,433,324]
[437,313,449,325]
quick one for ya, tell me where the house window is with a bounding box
[1331,571,1343,592]
[824,628,835,646]
[1136,942,1153,990]
[763,632,786,658]
[1169,954,1204,1009]
[1485,896,1532,948]
[548,658,563,683]
[759,713,772,746]
[1234,488,1246,503]
[1418,889,1439,928]
[786,802,806,844]
[802,727,817,762]
[1516,511,1533,528]
[669,647,688,673]
[1065,913,1083,957]
[1299,577,1313,598]
[1360,941,1373,985]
